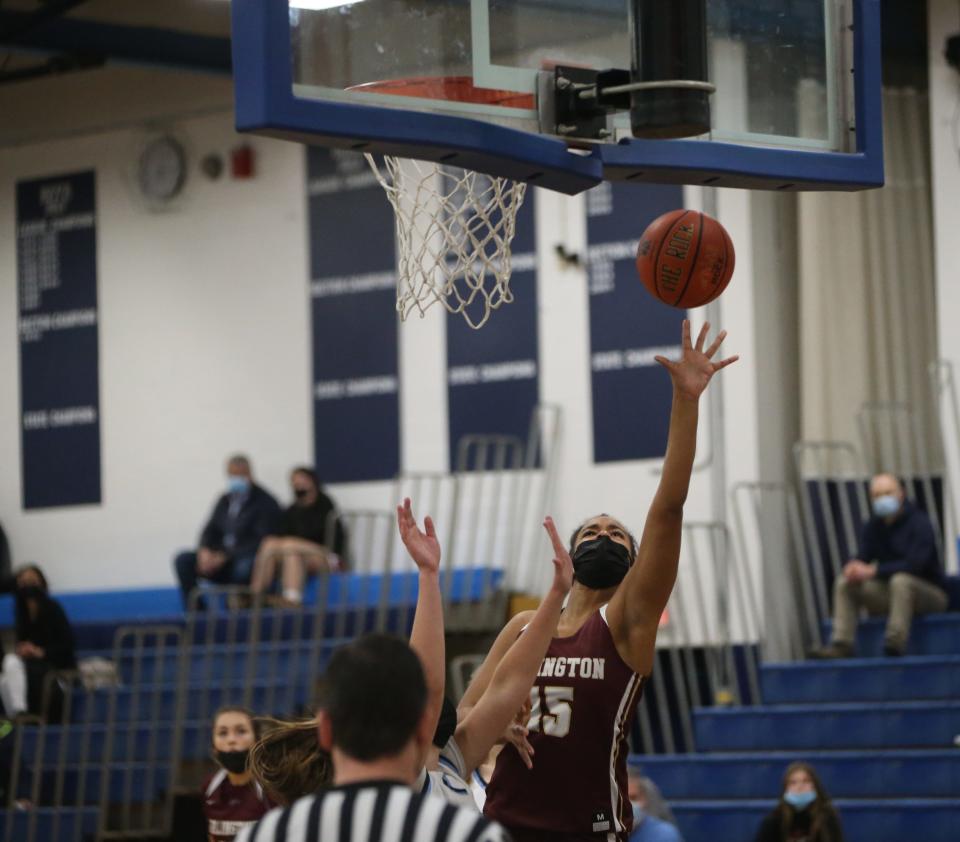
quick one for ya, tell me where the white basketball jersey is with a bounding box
[417,738,478,811]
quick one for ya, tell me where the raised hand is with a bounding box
[505,696,535,769]
[654,319,738,402]
[396,497,441,575]
[542,516,574,596]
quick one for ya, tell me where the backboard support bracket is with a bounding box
[550,67,631,142]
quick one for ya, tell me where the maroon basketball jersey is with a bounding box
[202,770,273,842]
[484,606,645,839]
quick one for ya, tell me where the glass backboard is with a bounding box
[233,0,882,194]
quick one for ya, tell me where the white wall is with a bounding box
[0,113,314,589]
[0,92,768,600]
[931,1,960,366]
[929,0,960,573]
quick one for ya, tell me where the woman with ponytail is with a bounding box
[246,716,332,806]
[203,707,274,842]
[754,762,845,842]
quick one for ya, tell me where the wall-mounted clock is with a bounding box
[137,135,187,203]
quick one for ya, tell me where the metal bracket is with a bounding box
[551,65,631,141]
[549,66,716,142]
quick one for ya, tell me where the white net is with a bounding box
[365,155,528,329]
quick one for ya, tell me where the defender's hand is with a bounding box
[542,516,574,596]
[397,497,441,574]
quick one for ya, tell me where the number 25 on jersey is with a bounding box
[528,686,574,738]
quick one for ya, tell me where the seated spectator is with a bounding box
[0,519,11,582]
[811,473,948,658]
[628,767,683,842]
[203,707,274,842]
[0,565,76,718]
[174,455,280,609]
[249,467,347,606]
[754,762,844,842]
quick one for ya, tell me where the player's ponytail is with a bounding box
[248,717,333,805]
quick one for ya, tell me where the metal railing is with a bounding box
[856,400,944,560]
[794,440,870,584]
[630,520,762,755]
[931,359,960,574]
[99,626,184,840]
[4,627,185,842]
[731,482,823,660]
[4,670,99,842]
[392,404,563,634]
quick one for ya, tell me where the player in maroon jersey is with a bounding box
[202,707,274,842]
[470,320,737,842]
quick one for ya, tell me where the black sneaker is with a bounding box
[808,642,855,660]
[883,642,905,657]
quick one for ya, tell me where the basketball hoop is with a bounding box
[354,77,532,330]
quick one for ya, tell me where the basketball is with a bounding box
[635,210,735,308]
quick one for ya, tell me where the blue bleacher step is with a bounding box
[693,701,960,751]
[0,807,99,842]
[21,720,209,765]
[822,613,960,657]
[670,798,960,842]
[635,750,960,799]
[67,679,307,722]
[760,655,960,704]
[78,638,337,685]
[13,764,170,806]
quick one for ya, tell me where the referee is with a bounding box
[237,635,509,842]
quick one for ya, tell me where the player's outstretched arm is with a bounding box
[398,497,445,741]
[458,611,534,716]
[607,320,738,676]
[455,517,573,773]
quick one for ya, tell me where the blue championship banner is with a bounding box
[586,182,685,463]
[446,192,538,469]
[17,170,101,508]
[307,149,400,483]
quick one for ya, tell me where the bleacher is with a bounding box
[629,430,960,842]
[640,610,960,842]
[4,421,960,842]
[0,566,504,842]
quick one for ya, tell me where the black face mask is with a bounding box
[216,749,249,774]
[17,585,45,601]
[572,536,632,589]
[293,488,310,501]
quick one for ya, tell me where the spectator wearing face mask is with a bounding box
[0,565,76,718]
[249,466,347,606]
[810,473,948,659]
[754,762,844,842]
[204,707,274,842]
[627,768,683,842]
[173,455,281,609]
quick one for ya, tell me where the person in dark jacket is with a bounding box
[173,454,280,609]
[249,466,347,605]
[811,473,948,658]
[754,762,844,842]
[0,565,76,717]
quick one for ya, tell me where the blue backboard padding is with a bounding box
[231,0,884,192]
[230,0,600,195]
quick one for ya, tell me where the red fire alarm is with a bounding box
[231,144,255,179]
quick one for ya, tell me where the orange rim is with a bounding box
[346,75,535,110]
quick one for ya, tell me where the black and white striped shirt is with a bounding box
[235,780,510,842]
